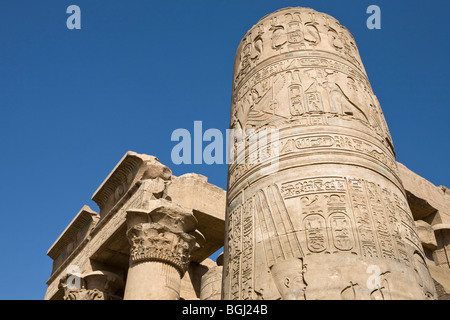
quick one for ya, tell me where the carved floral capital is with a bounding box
[59,270,124,300]
[126,200,204,276]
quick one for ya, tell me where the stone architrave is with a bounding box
[44,151,226,300]
[123,200,205,300]
[223,7,437,300]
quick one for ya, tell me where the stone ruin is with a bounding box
[44,7,450,300]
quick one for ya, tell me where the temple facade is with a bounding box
[44,7,450,300]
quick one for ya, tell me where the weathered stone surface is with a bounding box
[166,173,226,262]
[123,200,205,300]
[415,220,438,251]
[181,259,215,300]
[433,225,450,269]
[45,152,226,300]
[199,262,223,300]
[92,151,172,219]
[45,6,450,301]
[223,7,436,300]
[47,205,99,275]
[397,161,450,224]
[428,264,450,300]
[397,162,450,298]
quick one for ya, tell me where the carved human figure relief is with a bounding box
[270,258,307,300]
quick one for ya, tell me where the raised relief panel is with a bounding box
[304,214,328,253]
[225,7,437,300]
[241,197,254,300]
[229,204,242,300]
[270,258,307,300]
[365,181,397,260]
[288,84,305,116]
[347,178,379,259]
[306,91,324,113]
[329,212,354,251]
[227,195,257,300]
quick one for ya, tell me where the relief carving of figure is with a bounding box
[270,258,307,300]
[326,71,369,122]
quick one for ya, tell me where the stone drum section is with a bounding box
[223,7,436,300]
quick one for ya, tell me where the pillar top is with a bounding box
[126,200,205,276]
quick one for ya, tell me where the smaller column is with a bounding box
[59,270,124,300]
[433,225,450,269]
[123,200,203,300]
[200,265,223,300]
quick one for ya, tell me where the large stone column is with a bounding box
[123,201,203,300]
[223,7,436,300]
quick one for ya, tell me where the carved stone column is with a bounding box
[123,200,203,300]
[59,270,124,300]
[200,265,223,300]
[433,225,450,269]
[223,7,436,300]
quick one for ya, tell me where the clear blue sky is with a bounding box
[0,0,448,299]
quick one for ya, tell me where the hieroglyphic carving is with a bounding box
[365,181,397,260]
[269,11,321,52]
[229,204,242,300]
[347,178,379,258]
[279,133,398,176]
[241,198,254,300]
[225,7,436,300]
[235,24,264,85]
[381,187,409,265]
[280,176,357,255]
[324,18,361,69]
[232,56,376,133]
[278,175,423,263]
[281,177,347,199]
[288,84,305,116]
[233,8,365,89]
[226,196,255,300]
[329,212,354,251]
[304,214,328,253]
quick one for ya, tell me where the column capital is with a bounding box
[126,200,204,276]
[59,270,124,300]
